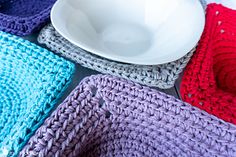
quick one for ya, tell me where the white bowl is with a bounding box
[51,0,205,65]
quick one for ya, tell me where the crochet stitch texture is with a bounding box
[0,31,75,156]
[181,4,236,124]
[0,0,56,36]
[37,24,194,89]
[20,75,236,157]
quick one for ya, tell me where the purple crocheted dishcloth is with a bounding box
[20,75,236,157]
[0,0,56,36]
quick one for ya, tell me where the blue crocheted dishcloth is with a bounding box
[0,31,75,156]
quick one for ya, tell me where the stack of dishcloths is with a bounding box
[0,0,56,36]
[20,75,236,157]
[1,1,236,157]
[37,24,194,89]
[181,3,236,124]
[0,31,75,157]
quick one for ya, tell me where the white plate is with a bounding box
[51,0,205,65]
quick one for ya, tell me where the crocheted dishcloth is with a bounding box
[37,24,194,89]
[0,31,75,157]
[181,4,236,125]
[20,75,236,157]
[0,0,56,36]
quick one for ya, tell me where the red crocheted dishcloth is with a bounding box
[180,3,236,124]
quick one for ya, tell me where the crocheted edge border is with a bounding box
[0,5,53,36]
[0,31,75,156]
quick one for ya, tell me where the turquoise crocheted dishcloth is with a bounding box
[0,31,75,157]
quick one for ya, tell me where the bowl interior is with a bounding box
[52,0,205,65]
[0,0,56,17]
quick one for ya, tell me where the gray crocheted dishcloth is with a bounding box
[200,0,207,10]
[38,24,194,89]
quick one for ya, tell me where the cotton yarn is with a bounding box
[38,24,194,89]
[181,4,236,124]
[20,75,236,157]
[0,0,56,36]
[0,31,75,156]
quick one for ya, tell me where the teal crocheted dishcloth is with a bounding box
[0,31,75,157]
